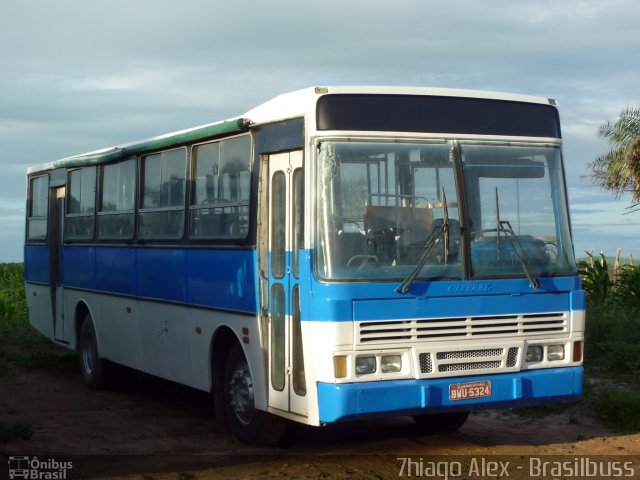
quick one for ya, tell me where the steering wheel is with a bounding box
[346,254,378,271]
[544,241,558,262]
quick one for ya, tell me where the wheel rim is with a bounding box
[228,361,255,425]
[81,329,95,376]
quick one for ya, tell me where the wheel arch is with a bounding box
[73,300,93,350]
[209,323,268,423]
[210,326,239,423]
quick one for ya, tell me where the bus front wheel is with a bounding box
[223,343,286,445]
[412,411,469,433]
[79,314,115,390]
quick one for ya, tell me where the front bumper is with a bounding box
[317,366,583,423]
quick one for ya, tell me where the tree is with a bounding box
[587,106,640,211]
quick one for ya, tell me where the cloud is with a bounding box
[1,0,639,261]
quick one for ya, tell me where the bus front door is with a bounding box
[266,151,307,417]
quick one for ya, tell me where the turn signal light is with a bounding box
[573,341,583,362]
[333,355,347,378]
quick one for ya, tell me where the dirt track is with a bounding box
[1,363,640,479]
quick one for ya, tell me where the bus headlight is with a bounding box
[355,356,376,375]
[526,345,543,362]
[381,354,402,373]
[547,345,565,361]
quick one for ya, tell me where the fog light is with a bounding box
[547,344,565,361]
[355,356,376,375]
[381,354,402,373]
[526,346,543,362]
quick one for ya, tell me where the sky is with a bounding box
[1,0,639,263]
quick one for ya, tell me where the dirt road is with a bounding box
[1,362,640,479]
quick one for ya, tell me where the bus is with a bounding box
[24,86,584,445]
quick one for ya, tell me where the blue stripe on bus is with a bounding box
[65,246,97,289]
[25,244,583,322]
[570,289,586,310]
[317,366,583,423]
[351,292,569,321]
[305,275,583,322]
[58,246,258,314]
[24,245,49,284]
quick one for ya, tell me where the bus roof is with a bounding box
[242,86,555,125]
[28,86,556,174]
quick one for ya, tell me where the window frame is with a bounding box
[65,166,97,242]
[97,158,137,241]
[138,147,188,241]
[188,133,253,240]
[27,174,49,242]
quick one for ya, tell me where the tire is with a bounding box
[223,343,286,446]
[79,314,116,390]
[413,411,470,433]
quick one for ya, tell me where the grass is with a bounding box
[0,264,78,445]
[0,263,79,378]
[578,253,640,431]
[585,305,640,375]
[591,389,640,433]
[16,349,80,373]
[511,401,576,420]
[0,421,33,442]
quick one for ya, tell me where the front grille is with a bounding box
[418,346,520,377]
[436,348,503,360]
[358,312,567,345]
[419,352,433,373]
[506,347,519,367]
[439,361,501,372]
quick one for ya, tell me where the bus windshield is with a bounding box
[316,140,576,281]
[316,141,463,280]
[461,143,576,278]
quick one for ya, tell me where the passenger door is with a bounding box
[266,151,307,416]
[48,186,66,342]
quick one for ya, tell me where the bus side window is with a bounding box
[190,135,251,239]
[65,166,96,241]
[27,175,49,241]
[139,148,187,240]
[98,159,135,240]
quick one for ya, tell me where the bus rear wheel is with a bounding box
[223,343,286,446]
[79,314,115,390]
[412,411,469,433]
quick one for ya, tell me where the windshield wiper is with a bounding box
[494,188,541,289]
[396,189,449,294]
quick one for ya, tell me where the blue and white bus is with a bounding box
[24,86,584,444]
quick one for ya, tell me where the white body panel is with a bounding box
[25,284,54,340]
[53,288,268,410]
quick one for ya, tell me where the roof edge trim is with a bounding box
[34,118,249,173]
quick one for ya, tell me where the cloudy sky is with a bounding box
[2,0,639,263]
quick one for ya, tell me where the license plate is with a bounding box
[449,380,492,401]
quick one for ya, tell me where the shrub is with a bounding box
[584,297,640,374]
[592,388,640,432]
[614,264,640,308]
[0,421,33,442]
[577,252,611,305]
[0,263,27,326]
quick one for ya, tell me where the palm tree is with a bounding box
[587,106,640,211]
